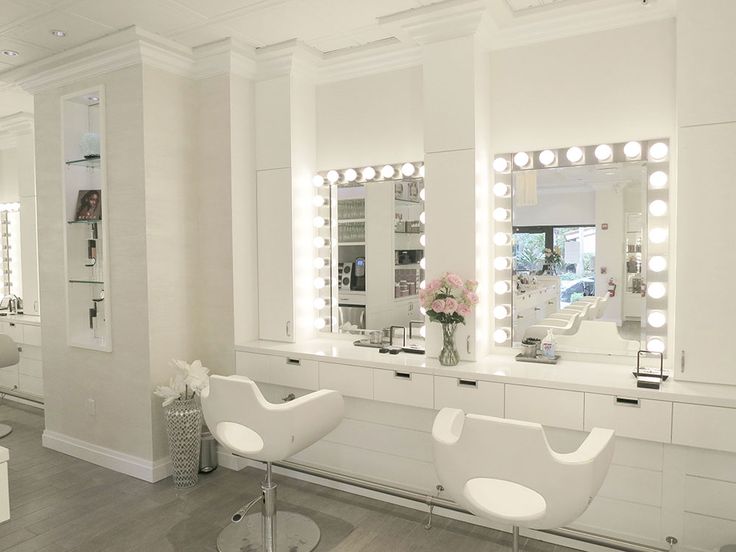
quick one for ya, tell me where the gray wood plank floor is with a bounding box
[0,402,578,552]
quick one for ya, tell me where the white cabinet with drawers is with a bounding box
[585,393,672,443]
[235,351,318,390]
[0,317,43,399]
[505,384,584,430]
[373,368,433,409]
[434,376,504,417]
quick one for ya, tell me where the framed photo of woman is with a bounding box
[74,189,102,221]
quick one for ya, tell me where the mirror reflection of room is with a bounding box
[512,162,645,350]
[336,172,425,343]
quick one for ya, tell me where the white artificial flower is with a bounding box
[154,358,211,405]
[153,385,181,407]
[185,360,210,395]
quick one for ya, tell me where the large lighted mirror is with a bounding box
[492,140,670,357]
[312,163,426,349]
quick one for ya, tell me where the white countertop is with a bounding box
[0,314,40,326]
[237,337,736,409]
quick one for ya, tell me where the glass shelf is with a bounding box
[67,219,101,225]
[395,198,421,205]
[69,279,104,285]
[339,241,365,246]
[65,157,101,168]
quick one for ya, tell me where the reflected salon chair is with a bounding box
[432,408,614,552]
[201,375,344,552]
[0,335,20,438]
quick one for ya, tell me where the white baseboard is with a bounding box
[42,430,172,483]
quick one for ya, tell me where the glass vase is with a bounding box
[439,323,460,366]
[165,398,202,489]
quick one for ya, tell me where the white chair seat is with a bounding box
[464,478,547,523]
[216,421,264,456]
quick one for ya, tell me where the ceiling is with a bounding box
[530,162,647,194]
[505,0,567,11]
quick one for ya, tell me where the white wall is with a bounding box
[0,149,19,202]
[316,66,423,169]
[489,19,676,154]
[595,188,624,325]
[513,189,595,227]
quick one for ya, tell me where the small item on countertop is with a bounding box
[541,329,556,360]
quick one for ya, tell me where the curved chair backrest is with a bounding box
[0,335,19,368]
[555,320,639,355]
[564,302,592,320]
[201,375,344,463]
[433,408,614,530]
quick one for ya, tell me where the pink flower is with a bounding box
[418,289,427,302]
[446,273,463,287]
[465,280,478,292]
[444,298,458,314]
[427,279,442,292]
[465,291,479,305]
[457,304,471,317]
[431,299,445,313]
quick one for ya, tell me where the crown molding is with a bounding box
[378,0,489,45]
[319,38,421,84]
[255,39,322,81]
[0,111,33,149]
[193,38,257,80]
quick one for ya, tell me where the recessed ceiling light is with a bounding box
[1,50,19,57]
[50,30,66,37]
[86,95,100,102]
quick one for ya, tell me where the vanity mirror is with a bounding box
[492,140,670,358]
[312,162,426,340]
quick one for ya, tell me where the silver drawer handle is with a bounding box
[458,379,477,388]
[394,371,412,380]
[615,396,640,407]
[286,358,301,366]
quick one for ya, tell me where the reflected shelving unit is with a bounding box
[393,183,424,302]
[61,87,111,352]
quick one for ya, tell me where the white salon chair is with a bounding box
[0,335,20,438]
[433,408,614,552]
[201,375,344,552]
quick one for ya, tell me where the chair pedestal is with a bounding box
[512,525,519,552]
[217,463,321,552]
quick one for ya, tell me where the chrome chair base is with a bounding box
[0,423,12,438]
[217,511,320,552]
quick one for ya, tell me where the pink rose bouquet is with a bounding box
[418,272,479,325]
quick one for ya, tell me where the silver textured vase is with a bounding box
[165,398,202,489]
[439,323,460,366]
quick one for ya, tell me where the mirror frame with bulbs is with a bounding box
[312,161,425,333]
[491,139,671,357]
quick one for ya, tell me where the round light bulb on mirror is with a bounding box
[647,282,666,299]
[493,328,510,344]
[493,280,511,295]
[312,175,325,188]
[344,168,357,182]
[492,157,509,173]
[419,211,426,224]
[361,166,376,181]
[401,162,415,177]
[649,171,668,189]
[419,280,426,289]
[419,257,426,269]
[539,149,556,166]
[493,305,511,319]
[313,297,327,310]
[494,256,512,270]
[312,216,326,228]
[419,234,426,247]
[312,195,326,207]
[566,146,584,163]
[419,306,427,315]
[313,257,327,269]
[419,165,425,177]
[647,311,666,328]
[594,144,613,162]
[419,188,426,201]
[492,182,510,197]
[649,142,669,161]
[513,152,530,168]
[313,277,326,289]
[649,227,668,244]
[419,326,426,338]
[314,318,327,330]
[649,200,668,217]
[381,164,395,179]
[492,207,510,222]
[326,170,339,183]
[624,141,641,159]
[313,236,327,248]
[493,232,511,246]
[647,337,665,353]
[648,255,667,272]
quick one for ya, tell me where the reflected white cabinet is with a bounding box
[0,318,43,398]
[257,168,296,342]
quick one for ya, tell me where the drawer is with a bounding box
[585,393,672,443]
[19,357,42,378]
[19,374,43,397]
[0,322,23,344]
[21,325,41,346]
[267,355,318,390]
[235,351,272,381]
[373,369,433,409]
[0,366,18,390]
[505,384,584,430]
[19,344,42,361]
[434,376,504,417]
[319,362,373,400]
[672,403,736,453]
